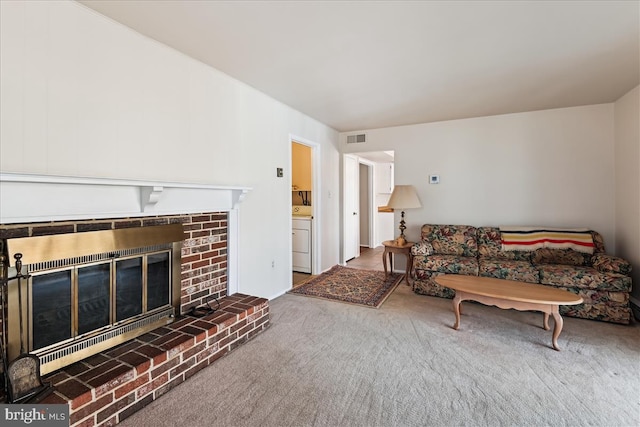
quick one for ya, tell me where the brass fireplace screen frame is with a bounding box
[3,224,184,375]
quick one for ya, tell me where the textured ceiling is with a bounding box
[79,1,640,132]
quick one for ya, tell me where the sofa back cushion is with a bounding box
[531,231,605,266]
[476,227,532,261]
[532,248,591,266]
[420,224,477,257]
[591,230,606,254]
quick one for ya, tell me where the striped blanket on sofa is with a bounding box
[500,226,595,254]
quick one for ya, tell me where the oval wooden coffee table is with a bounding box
[435,275,583,350]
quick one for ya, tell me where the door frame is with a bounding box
[290,134,321,276]
[343,151,395,257]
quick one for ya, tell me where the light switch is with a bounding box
[429,175,440,184]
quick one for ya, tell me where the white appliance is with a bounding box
[292,205,312,273]
[292,205,312,216]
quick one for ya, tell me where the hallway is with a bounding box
[345,246,385,271]
[293,246,384,286]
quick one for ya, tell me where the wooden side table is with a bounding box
[382,240,414,286]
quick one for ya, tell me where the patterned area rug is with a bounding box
[289,265,403,308]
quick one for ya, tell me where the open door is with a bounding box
[343,154,359,262]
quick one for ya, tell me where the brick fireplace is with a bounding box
[0,173,269,426]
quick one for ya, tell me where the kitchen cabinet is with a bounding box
[293,217,312,273]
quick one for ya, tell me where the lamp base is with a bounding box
[396,210,407,246]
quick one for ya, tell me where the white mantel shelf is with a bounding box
[0,173,252,224]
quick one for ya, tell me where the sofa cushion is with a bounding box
[412,272,456,299]
[410,241,433,256]
[419,224,477,257]
[477,227,532,261]
[532,248,591,266]
[591,231,606,254]
[414,254,479,276]
[538,264,632,292]
[591,253,633,275]
[479,259,539,283]
[531,230,606,266]
[554,286,631,324]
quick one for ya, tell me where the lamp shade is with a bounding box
[387,185,422,209]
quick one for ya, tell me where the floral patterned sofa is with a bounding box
[411,224,633,324]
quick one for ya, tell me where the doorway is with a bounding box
[359,161,373,249]
[290,136,321,280]
[343,151,395,264]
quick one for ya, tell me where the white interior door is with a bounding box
[344,155,359,262]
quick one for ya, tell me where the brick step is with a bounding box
[36,294,269,427]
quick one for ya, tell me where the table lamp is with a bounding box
[386,185,422,245]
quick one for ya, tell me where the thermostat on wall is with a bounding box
[429,175,440,184]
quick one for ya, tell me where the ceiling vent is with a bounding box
[346,133,366,144]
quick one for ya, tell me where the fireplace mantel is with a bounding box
[0,173,251,224]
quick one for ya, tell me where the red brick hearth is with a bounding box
[40,294,269,426]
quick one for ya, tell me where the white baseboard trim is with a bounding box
[269,288,290,301]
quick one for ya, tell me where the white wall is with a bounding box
[342,105,617,250]
[614,85,640,310]
[0,1,341,299]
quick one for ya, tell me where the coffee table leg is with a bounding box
[551,311,563,351]
[543,312,550,330]
[452,293,462,330]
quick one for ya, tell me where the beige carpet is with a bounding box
[119,284,640,427]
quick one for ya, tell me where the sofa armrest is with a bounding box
[591,253,633,275]
[411,241,433,256]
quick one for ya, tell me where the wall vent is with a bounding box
[346,133,366,144]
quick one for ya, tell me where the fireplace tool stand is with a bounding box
[0,252,52,403]
[0,251,9,400]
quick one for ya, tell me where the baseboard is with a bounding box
[630,296,640,322]
[269,288,290,300]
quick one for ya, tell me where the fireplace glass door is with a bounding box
[147,252,170,311]
[29,250,172,352]
[116,257,143,321]
[31,270,73,351]
[78,262,111,336]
